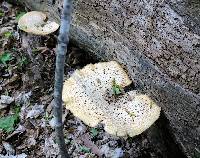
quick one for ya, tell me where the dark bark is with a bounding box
[53,0,72,157]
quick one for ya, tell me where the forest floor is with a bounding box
[0,1,174,158]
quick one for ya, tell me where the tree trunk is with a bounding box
[21,0,200,157]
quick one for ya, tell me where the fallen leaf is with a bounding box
[0,95,14,104]
[0,153,27,158]
[100,145,110,157]
[27,136,36,148]
[6,125,26,140]
[26,104,44,119]
[2,74,19,87]
[15,91,32,105]
[2,141,15,155]
[80,134,102,157]
[112,148,124,158]
[0,104,8,110]
[0,27,13,36]
[43,135,59,157]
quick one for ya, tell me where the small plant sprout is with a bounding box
[62,61,161,137]
[90,128,99,137]
[112,78,122,95]
[79,146,91,153]
[45,111,50,121]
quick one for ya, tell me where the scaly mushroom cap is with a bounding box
[62,61,161,137]
[18,11,59,35]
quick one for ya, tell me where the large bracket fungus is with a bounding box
[62,61,161,137]
[18,11,59,35]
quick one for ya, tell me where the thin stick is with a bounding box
[53,0,72,157]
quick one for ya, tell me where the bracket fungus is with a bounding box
[18,11,59,35]
[62,61,161,137]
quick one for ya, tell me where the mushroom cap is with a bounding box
[62,61,161,137]
[18,11,59,35]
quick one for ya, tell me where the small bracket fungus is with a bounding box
[18,11,59,35]
[62,61,161,137]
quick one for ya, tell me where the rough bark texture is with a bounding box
[21,0,200,157]
[53,0,72,157]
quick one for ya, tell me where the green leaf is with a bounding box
[65,139,71,145]
[112,79,122,96]
[0,52,12,64]
[113,86,121,95]
[32,48,39,52]
[16,12,26,21]
[0,10,3,17]
[79,146,91,153]
[4,32,12,38]
[90,128,99,137]
[194,148,200,158]
[0,114,19,133]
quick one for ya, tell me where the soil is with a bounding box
[0,1,186,158]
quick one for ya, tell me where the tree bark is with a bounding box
[53,0,72,157]
[21,0,200,157]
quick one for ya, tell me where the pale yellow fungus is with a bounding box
[18,11,59,35]
[62,61,161,137]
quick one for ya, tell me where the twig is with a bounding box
[53,0,73,157]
